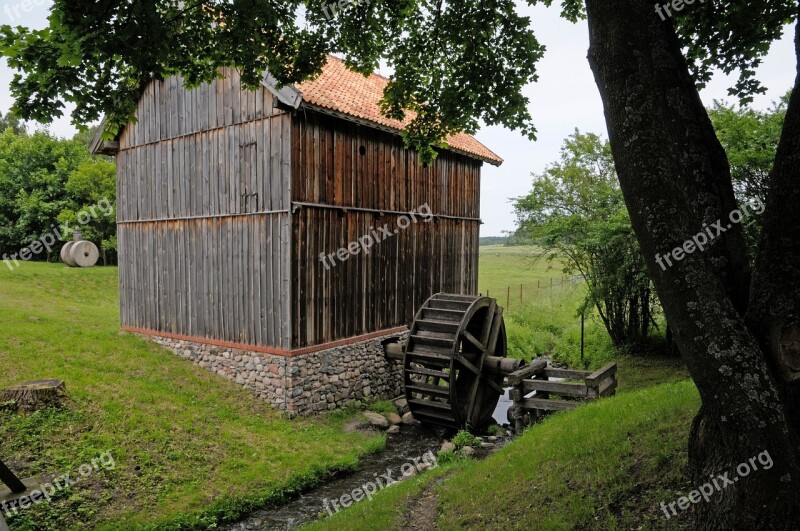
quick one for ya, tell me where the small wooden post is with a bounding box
[580,310,586,364]
[506,286,510,310]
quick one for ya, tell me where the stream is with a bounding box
[222,390,515,531]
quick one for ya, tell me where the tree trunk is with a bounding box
[1,380,67,412]
[746,19,800,428]
[584,0,800,526]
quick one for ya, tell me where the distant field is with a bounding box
[477,245,615,368]
[478,245,569,302]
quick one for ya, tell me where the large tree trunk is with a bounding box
[746,19,800,429]
[584,0,800,527]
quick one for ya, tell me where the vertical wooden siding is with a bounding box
[291,112,481,348]
[117,70,292,349]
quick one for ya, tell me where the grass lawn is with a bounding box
[436,380,698,530]
[0,263,384,530]
[478,245,568,302]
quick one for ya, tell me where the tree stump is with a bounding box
[0,380,67,412]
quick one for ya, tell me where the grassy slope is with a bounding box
[304,379,698,531]
[437,381,698,530]
[0,264,384,530]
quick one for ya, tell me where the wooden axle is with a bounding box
[385,342,523,376]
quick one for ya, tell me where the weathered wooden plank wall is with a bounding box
[118,69,292,349]
[290,111,481,348]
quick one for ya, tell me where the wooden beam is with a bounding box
[483,356,524,376]
[507,358,547,386]
[520,397,580,412]
[544,368,592,379]
[522,379,590,398]
[598,378,617,397]
[586,363,618,385]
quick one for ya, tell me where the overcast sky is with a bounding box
[1,1,795,236]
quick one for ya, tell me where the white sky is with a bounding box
[1,1,795,236]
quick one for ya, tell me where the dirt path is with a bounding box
[400,471,456,531]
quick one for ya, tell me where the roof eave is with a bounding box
[261,72,303,109]
[296,102,503,166]
[88,122,120,156]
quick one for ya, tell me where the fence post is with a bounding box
[507,286,510,310]
[580,310,586,364]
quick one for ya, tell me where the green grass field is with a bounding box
[479,245,617,369]
[0,263,384,530]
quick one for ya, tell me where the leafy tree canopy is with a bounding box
[0,1,795,162]
[0,110,26,135]
[707,92,789,253]
[513,131,656,346]
[708,92,789,206]
[0,127,116,262]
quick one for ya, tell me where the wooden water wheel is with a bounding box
[404,293,507,430]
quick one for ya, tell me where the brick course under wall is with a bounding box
[141,332,407,415]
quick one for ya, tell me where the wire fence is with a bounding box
[481,275,583,311]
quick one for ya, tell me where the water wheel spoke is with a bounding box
[483,375,505,395]
[479,300,497,345]
[486,306,504,354]
[462,330,486,353]
[456,355,482,376]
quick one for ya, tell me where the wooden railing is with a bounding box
[506,360,618,432]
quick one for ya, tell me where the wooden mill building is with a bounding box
[92,56,502,413]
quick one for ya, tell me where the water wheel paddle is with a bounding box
[404,293,507,430]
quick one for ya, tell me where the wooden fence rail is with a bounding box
[506,359,618,433]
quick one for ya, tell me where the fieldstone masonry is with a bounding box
[143,332,407,415]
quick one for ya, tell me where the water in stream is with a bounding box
[222,391,514,531]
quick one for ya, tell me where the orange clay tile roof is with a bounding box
[297,56,503,166]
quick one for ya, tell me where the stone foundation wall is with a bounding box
[144,333,407,415]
